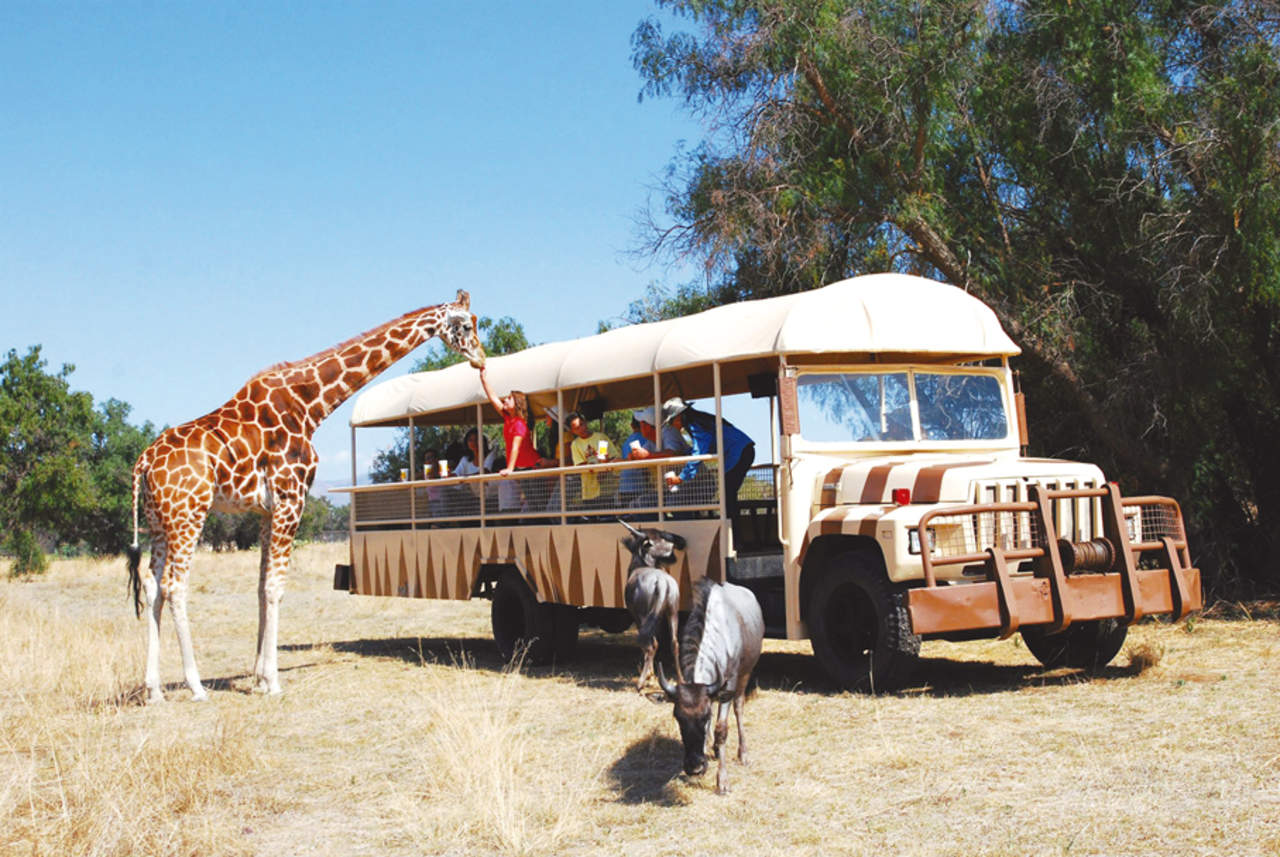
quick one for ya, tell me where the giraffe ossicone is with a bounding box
[126,290,485,702]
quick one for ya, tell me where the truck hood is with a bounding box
[815,454,1106,507]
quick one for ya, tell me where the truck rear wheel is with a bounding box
[1021,618,1128,670]
[490,570,577,666]
[807,554,920,691]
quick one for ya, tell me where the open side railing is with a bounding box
[344,457,780,528]
[910,483,1199,639]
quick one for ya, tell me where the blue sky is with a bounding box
[0,2,709,495]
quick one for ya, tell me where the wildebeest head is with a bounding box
[619,519,686,568]
[658,662,722,776]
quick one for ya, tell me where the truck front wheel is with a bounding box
[807,555,920,691]
[1021,619,1128,670]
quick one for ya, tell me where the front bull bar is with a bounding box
[908,483,1200,639]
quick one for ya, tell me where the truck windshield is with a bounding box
[797,371,1008,443]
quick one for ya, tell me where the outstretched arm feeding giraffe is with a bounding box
[126,290,484,703]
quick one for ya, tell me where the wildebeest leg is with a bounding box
[713,700,732,794]
[636,638,657,692]
[669,609,683,683]
[733,692,748,765]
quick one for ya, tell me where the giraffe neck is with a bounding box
[239,305,449,435]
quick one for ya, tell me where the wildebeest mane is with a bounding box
[679,577,716,679]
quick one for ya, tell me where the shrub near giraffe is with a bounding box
[126,290,485,703]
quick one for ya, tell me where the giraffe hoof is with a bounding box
[190,690,209,702]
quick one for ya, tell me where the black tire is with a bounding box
[491,570,556,665]
[490,570,578,666]
[1021,618,1128,670]
[807,553,920,692]
[551,604,580,661]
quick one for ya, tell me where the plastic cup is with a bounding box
[439,460,449,478]
[399,468,408,482]
[597,440,608,459]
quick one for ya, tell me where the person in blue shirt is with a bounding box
[660,397,755,520]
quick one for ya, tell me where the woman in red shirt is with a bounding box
[479,367,541,475]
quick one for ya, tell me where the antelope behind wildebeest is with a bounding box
[657,577,764,794]
[620,520,685,692]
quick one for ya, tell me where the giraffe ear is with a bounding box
[455,290,470,310]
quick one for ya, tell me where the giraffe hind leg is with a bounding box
[142,551,166,704]
[162,530,208,702]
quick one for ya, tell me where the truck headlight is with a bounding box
[908,527,935,555]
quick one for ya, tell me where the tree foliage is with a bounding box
[633,0,1280,594]
[0,347,155,573]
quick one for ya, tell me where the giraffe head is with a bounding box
[440,290,486,369]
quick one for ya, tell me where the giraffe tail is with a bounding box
[127,458,144,618]
[127,544,143,618]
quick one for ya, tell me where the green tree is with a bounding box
[201,509,261,551]
[77,398,156,554]
[296,494,347,542]
[632,1,1280,594]
[0,347,99,573]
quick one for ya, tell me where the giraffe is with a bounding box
[126,290,485,703]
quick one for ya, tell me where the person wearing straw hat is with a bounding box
[661,397,754,520]
[629,406,691,460]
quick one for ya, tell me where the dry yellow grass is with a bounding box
[2,544,1278,856]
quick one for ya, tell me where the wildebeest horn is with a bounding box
[617,518,644,538]
[656,661,678,700]
[706,664,725,697]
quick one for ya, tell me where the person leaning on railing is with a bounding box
[660,397,755,520]
[479,367,545,516]
[630,406,691,458]
[619,414,657,507]
[478,368,541,475]
[567,411,621,509]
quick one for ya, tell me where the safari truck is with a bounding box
[332,273,1200,690]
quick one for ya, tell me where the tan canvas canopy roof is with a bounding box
[351,273,1020,428]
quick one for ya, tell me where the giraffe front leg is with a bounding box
[253,515,295,696]
[252,571,285,695]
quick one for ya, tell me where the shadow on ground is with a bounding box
[289,633,1139,698]
[605,728,689,806]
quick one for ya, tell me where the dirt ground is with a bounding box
[2,543,1277,856]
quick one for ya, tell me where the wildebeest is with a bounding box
[657,577,765,794]
[620,519,685,691]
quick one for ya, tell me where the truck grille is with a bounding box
[972,477,1102,542]
[924,477,1102,562]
